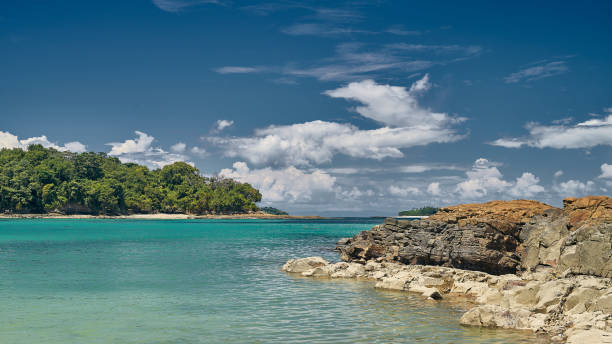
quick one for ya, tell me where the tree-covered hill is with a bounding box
[398,207,438,216]
[0,145,261,215]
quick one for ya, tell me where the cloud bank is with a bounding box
[491,110,612,149]
[0,130,86,153]
[211,76,465,167]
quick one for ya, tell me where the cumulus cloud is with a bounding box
[599,163,612,179]
[504,60,568,84]
[170,142,186,153]
[215,119,234,132]
[212,77,465,167]
[427,182,441,196]
[508,173,546,198]
[212,120,463,167]
[107,131,189,169]
[553,180,595,197]
[190,146,207,157]
[0,130,86,153]
[324,75,464,128]
[490,110,612,149]
[456,158,511,198]
[219,162,336,203]
[389,185,420,197]
[456,158,545,199]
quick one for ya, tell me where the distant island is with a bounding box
[0,145,262,215]
[260,207,289,215]
[398,206,438,216]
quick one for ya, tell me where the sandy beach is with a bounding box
[0,213,325,220]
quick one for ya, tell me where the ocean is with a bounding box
[0,219,540,343]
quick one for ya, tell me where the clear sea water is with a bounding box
[0,219,542,343]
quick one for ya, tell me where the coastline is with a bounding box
[283,196,612,344]
[0,213,326,220]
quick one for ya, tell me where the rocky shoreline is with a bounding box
[282,196,612,343]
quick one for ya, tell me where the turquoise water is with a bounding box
[0,219,541,343]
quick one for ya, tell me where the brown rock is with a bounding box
[563,196,612,229]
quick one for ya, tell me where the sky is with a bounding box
[1,0,611,215]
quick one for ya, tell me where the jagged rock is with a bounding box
[338,200,554,274]
[339,196,612,277]
[563,196,612,229]
[285,196,612,343]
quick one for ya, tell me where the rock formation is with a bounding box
[284,196,612,343]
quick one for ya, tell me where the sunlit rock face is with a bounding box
[337,196,611,278]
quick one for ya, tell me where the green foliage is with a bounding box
[0,145,262,215]
[260,206,288,215]
[398,206,438,216]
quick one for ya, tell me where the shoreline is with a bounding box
[0,213,327,220]
[282,197,612,344]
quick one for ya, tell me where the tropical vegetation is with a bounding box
[0,145,261,215]
[398,207,438,216]
[260,206,288,215]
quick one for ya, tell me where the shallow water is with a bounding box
[0,219,542,343]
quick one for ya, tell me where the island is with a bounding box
[0,145,262,216]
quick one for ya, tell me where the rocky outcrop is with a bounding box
[338,196,612,277]
[284,196,612,343]
[521,196,612,278]
[338,200,554,275]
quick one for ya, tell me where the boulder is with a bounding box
[282,256,329,273]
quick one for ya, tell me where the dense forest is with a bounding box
[0,145,262,215]
[260,207,288,215]
[398,207,438,216]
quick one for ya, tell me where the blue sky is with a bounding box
[1,0,611,215]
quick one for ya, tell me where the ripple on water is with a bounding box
[0,219,543,343]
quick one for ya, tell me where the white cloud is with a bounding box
[212,120,463,167]
[389,185,420,197]
[427,182,441,196]
[0,130,87,153]
[324,76,464,128]
[554,170,564,178]
[107,131,189,169]
[456,158,511,198]
[216,41,481,82]
[504,60,568,83]
[599,163,612,179]
[212,77,465,167]
[553,180,595,197]
[490,112,612,149]
[219,162,336,203]
[170,142,186,153]
[508,173,545,198]
[215,66,262,74]
[281,23,369,36]
[108,131,154,155]
[152,0,222,12]
[385,26,422,36]
[387,43,483,56]
[455,158,545,199]
[489,138,525,148]
[190,146,207,157]
[215,119,234,132]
